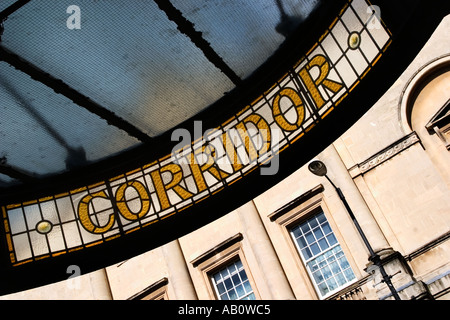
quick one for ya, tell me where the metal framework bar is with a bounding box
[153,0,242,86]
[275,0,288,20]
[0,45,153,144]
[0,0,32,21]
[0,162,35,182]
[0,76,72,151]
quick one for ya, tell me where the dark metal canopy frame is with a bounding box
[0,0,448,295]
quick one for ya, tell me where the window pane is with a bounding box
[330,261,341,275]
[344,268,356,281]
[335,248,345,258]
[220,269,229,279]
[290,211,357,299]
[313,270,323,283]
[292,227,302,238]
[310,260,319,272]
[239,270,248,281]
[217,282,225,294]
[235,284,245,297]
[243,280,252,292]
[338,257,350,269]
[301,247,312,260]
[324,249,333,258]
[322,266,332,280]
[318,282,329,296]
[313,228,324,239]
[224,278,233,290]
[318,238,329,250]
[326,278,338,291]
[326,254,335,264]
[336,273,347,286]
[213,273,222,283]
[309,218,318,229]
[301,224,311,234]
[317,212,327,224]
[322,222,332,234]
[232,273,240,286]
[305,232,315,244]
[212,259,255,300]
[326,234,337,246]
[298,236,307,249]
[310,243,321,255]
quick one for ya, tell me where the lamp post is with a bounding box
[308,160,401,300]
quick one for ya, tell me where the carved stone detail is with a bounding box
[358,132,420,174]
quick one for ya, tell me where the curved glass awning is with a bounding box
[0,0,448,295]
[0,0,319,182]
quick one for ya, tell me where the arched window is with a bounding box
[424,99,450,150]
[399,55,450,136]
[399,54,450,183]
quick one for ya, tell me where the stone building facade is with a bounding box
[1,14,449,301]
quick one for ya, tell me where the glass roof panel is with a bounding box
[1,0,235,137]
[0,62,138,178]
[0,173,15,187]
[0,1,15,12]
[173,0,321,78]
[0,0,324,183]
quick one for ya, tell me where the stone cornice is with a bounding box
[350,132,420,177]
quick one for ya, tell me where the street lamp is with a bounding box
[308,160,401,300]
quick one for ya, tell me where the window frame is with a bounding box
[191,233,260,300]
[210,258,256,300]
[127,277,169,300]
[269,185,357,299]
[288,211,357,299]
[425,99,450,150]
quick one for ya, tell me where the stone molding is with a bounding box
[350,132,420,177]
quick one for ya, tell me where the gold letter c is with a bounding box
[78,190,115,234]
[115,180,151,221]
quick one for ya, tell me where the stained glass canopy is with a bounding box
[0,0,322,184]
[0,0,448,294]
